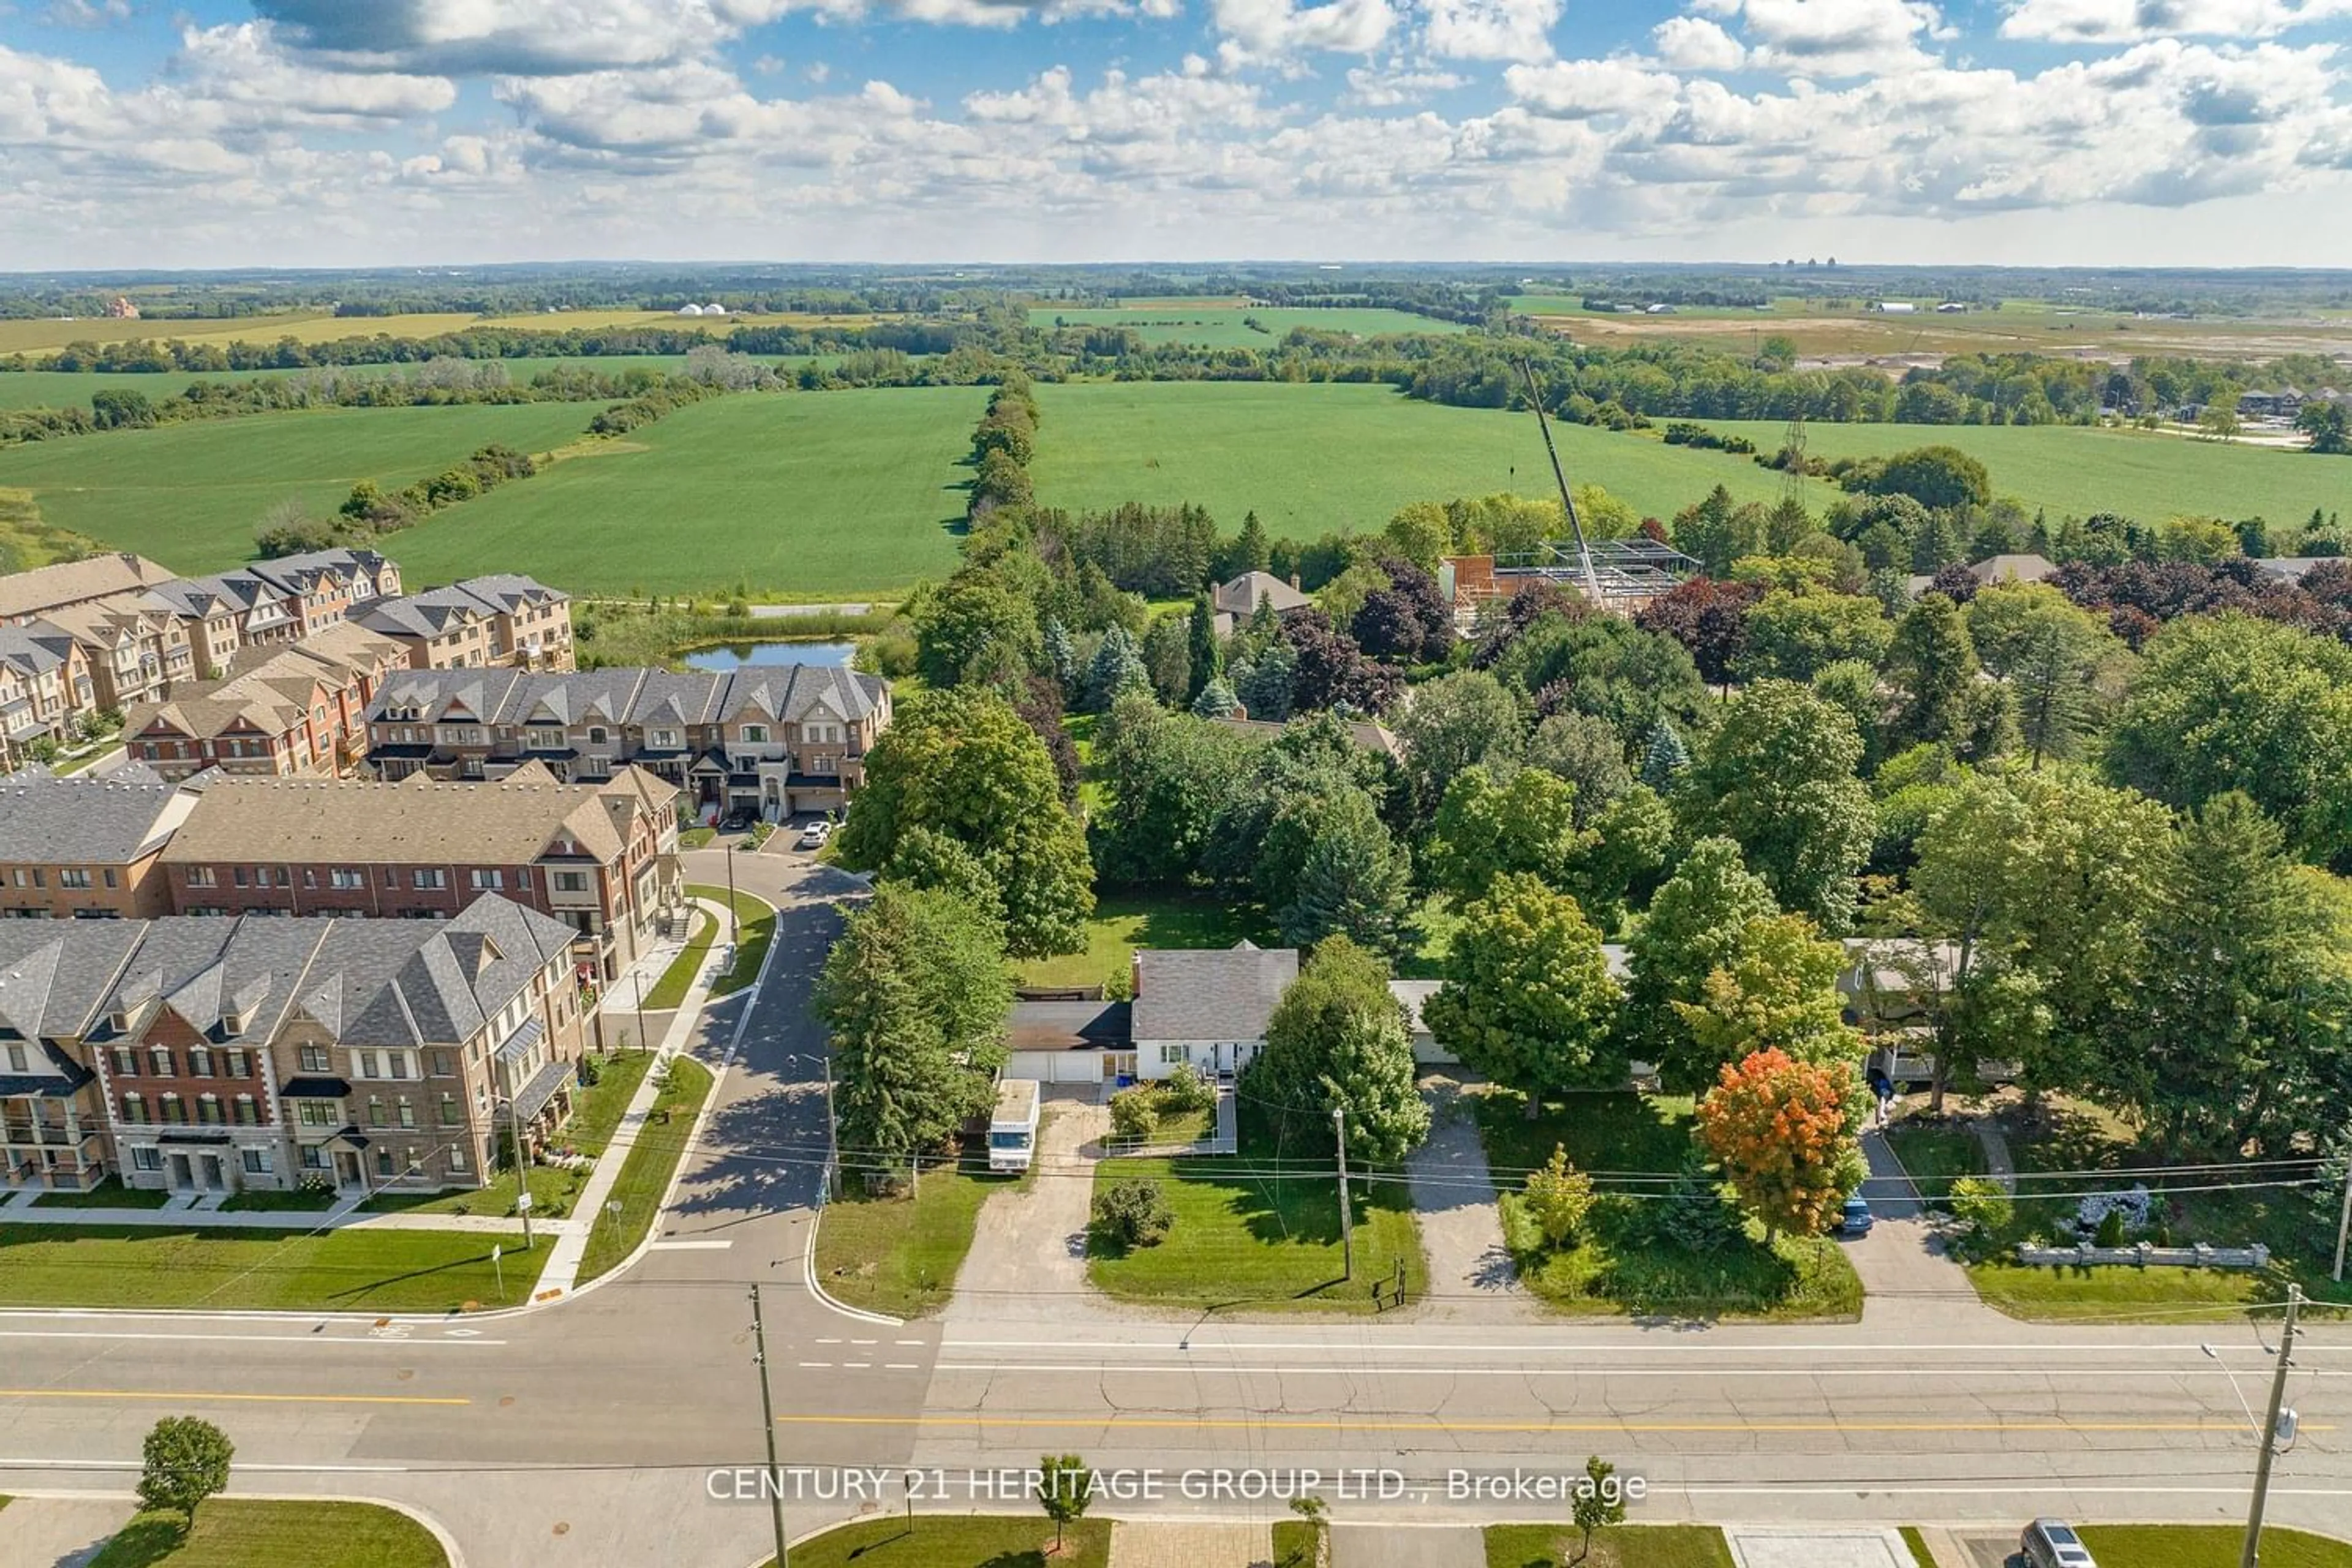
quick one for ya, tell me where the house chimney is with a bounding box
[1129,953,1142,1000]
[1288,574,1302,590]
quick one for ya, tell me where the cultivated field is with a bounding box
[1030,380,1784,529]
[0,355,702,410]
[1026,303,1466,347]
[1695,417,2352,526]
[0,309,880,355]
[0,402,600,573]
[384,385,988,594]
[1512,294,2352,363]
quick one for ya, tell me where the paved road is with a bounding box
[3,842,2350,1562]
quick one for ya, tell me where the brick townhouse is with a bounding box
[0,623,92,769]
[358,575,574,673]
[0,895,588,1197]
[0,553,177,627]
[156,766,683,980]
[366,662,891,819]
[124,620,412,782]
[0,765,199,921]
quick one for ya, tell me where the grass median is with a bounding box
[577,1053,714,1283]
[1087,1099,1426,1315]
[31,1177,170,1210]
[641,908,715,1009]
[89,1500,447,1568]
[0,1223,534,1313]
[2077,1527,2352,1567]
[815,1147,1025,1319]
[1476,1090,1862,1322]
[764,1515,1112,1568]
[1485,1523,1733,1568]
[685,883,775,997]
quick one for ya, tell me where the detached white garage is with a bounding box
[1005,999,1133,1087]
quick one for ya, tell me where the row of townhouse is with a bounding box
[366,663,892,820]
[123,621,413,782]
[0,763,683,981]
[0,895,591,1198]
[0,549,575,767]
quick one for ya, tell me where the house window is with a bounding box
[121,1092,146,1123]
[59,869,90,889]
[160,1093,183,1124]
[366,1095,385,1128]
[740,725,768,744]
[396,1099,415,1129]
[232,868,248,888]
[298,1101,335,1128]
[132,1147,161,1172]
[438,1092,461,1126]
[103,869,118,889]
[431,1051,454,1077]
[225,1049,247,1077]
[330,869,363,890]
[375,1150,394,1177]
[235,1095,257,1125]
[148,1046,173,1077]
[412,869,447,889]
[112,1046,135,1077]
[650,729,677,748]
[449,1145,468,1174]
[186,867,216,888]
[188,1047,212,1078]
[242,1147,271,1174]
[4,1042,25,1073]
[1159,1045,1188,1066]
[298,1043,330,1073]
[552,871,588,893]
[301,1145,328,1170]
[197,1093,222,1125]
[587,726,608,745]
[470,869,503,891]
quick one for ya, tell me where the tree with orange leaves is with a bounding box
[1693,1047,1863,1245]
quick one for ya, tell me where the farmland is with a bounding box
[0,402,600,575]
[385,385,988,594]
[0,356,700,410]
[1026,303,1466,347]
[0,309,881,355]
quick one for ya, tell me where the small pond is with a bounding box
[682,640,857,673]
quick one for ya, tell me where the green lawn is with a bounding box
[684,883,777,996]
[1485,1523,1734,1568]
[576,1054,713,1283]
[766,1515,1112,1568]
[219,1187,339,1213]
[1016,889,1276,992]
[32,1177,171,1209]
[643,909,715,1009]
[2078,1526,2352,1567]
[1694,417,2352,528]
[566,1049,655,1157]
[1272,1520,1322,1567]
[813,1148,1023,1319]
[1475,1090,1864,1321]
[1958,1096,2352,1321]
[388,385,987,594]
[359,1161,581,1221]
[89,1501,447,1568]
[1030,304,1464,347]
[0,402,601,576]
[1883,1115,1984,1212]
[1899,1526,1937,1568]
[1087,1099,1426,1314]
[0,1224,533,1311]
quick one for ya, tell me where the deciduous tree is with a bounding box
[1678,679,1875,929]
[1623,837,1779,1089]
[138,1417,233,1524]
[1695,1047,1861,1243]
[1423,873,1621,1114]
[1252,936,1430,1163]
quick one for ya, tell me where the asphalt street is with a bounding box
[2,842,2349,1566]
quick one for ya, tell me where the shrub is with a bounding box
[1162,1061,1216,1114]
[1093,1177,1174,1248]
[2095,1205,2129,1248]
[137,1416,233,1521]
[1521,1144,1598,1249]
[1109,1087,1159,1142]
[577,1054,603,1087]
[1949,1175,2013,1242]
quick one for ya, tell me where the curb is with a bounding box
[0,1487,469,1568]
[803,1201,905,1327]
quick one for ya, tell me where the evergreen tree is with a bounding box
[1251,936,1430,1164]
[1226,511,1273,577]
[1278,792,1414,957]
[1141,614,1193,707]
[1083,625,1151,713]
[1191,677,1240,719]
[1885,592,1981,753]
[1043,617,1079,696]
[1639,720,1691,791]
[1230,639,1297,721]
[1186,592,1221,701]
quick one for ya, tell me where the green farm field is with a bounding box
[1696,417,2352,525]
[0,402,599,574]
[0,309,881,355]
[385,385,987,594]
[0,356,701,410]
[1028,304,1465,347]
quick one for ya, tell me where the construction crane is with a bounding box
[1515,358,1604,605]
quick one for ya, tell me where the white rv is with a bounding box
[989,1078,1040,1173]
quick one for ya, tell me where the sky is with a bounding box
[2,0,2351,270]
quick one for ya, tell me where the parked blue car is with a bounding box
[1836,1196,1875,1237]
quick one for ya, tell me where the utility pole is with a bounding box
[1332,1106,1352,1281]
[725,843,741,948]
[2243,1284,2302,1568]
[750,1284,791,1568]
[2333,1161,2351,1283]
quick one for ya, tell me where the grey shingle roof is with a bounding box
[364,665,886,728]
[1131,944,1299,1042]
[0,771,194,864]
[0,920,146,1039]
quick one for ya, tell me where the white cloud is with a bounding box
[1506,57,1682,118]
[1652,15,1748,70]
[1998,0,2352,42]
[1342,62,1468,104]
[1695,0,1948,77]
[42,0,131,26]
[1420,0,1562,61]
[172,23,458,127]
[1212,0,1395,68]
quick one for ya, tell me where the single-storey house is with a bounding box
[1001,941,1299,1087]
[1210,572,1313,637]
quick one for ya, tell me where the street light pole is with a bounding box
[1332,1106,1352,1282]
[750,1283,791,1568]
[505,1090,533,1250]
[2332,1160,2352,1283]
[725,844,741,949]
[2243,1284,2303,1568]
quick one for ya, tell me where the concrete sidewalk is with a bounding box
[0,1494,130,1568]
[532,898,741,1296]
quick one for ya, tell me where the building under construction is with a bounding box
[1440,538,1697,627]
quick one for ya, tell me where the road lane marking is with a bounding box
[0,1389,468,1407]
[938,1338,2352,1355]
[798,1362,831,1369]
[930,1361,2315,1380]
[884,1363,919,1370]
[775,1414,2318,1434]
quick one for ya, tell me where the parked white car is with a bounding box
[796,820,832,850]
